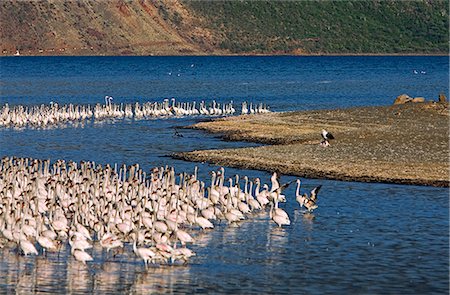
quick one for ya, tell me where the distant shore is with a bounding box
[174,102,449,187]
[2,52,448,57]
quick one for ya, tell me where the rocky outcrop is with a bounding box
[393,94,412,104]
[411,97,425,103]
[394,94,427,105]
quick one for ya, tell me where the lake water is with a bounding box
[0,56,448,294]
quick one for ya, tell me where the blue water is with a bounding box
[1,56,448,109]
[0,56,448,294]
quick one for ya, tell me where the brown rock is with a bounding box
[412,97,425,103]
[439,93,447,102]
[393,94,412,105]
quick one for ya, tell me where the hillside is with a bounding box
[179,0,449,54]
[0,0,202,55]
[1,0,448,56]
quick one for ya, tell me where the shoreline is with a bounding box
[172,152,448,187]
[2,53,448,57]
[174,102,449,187]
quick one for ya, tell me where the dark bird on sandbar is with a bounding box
[320,129,334,147]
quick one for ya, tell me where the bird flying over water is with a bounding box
[173,127,183,137]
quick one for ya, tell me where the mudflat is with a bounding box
[174,102,449,187]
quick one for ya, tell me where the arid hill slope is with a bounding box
[1,0,448,56]
[0,0,202,55]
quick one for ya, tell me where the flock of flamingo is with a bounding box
[0,96,322,269]
[0,156,320,268]
[0,97,271,129]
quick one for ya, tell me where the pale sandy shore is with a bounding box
[174,102,449,187]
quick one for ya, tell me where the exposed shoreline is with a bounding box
[3,53,448,57]
[174,102,449,187]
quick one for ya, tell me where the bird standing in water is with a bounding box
[301,185,322,212]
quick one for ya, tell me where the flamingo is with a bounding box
[19,238,38,256]
[36,224,58,254]
[269,190,290,227]
[0,156,284,268]
[295,179,306,208]
[72,248,93,265]
[269,202,290,227]
[100,233,123,253]
[132,233,156,268]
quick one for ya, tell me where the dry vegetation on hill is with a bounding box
[1,0,448,55]
[0,0,201,55]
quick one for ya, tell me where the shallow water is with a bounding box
[0,56,448,294]
[1,181,447,294]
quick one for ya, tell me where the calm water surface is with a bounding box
[0,56,448,294]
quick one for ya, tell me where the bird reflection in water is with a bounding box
[0,249,22,292]
[93,261,122,292]
[16,262,36,294]
[67,259,92,293]
[266,225,289,252]
[293,209,315,224]
[302,212,315,222]
[192,230,213,248]
[131,265,191,293]
[222,221,240,242]
[270,226,289,244]
[35,254,58,291]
